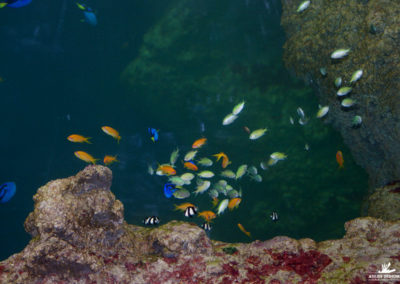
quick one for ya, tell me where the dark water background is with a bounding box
[0,0,367,260]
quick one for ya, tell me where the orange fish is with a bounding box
[237,223,251,238]
[103,155,118,166]
[174,203,196,211]
[192,138,207,149]
[212,197,219,207]
[228,198,241,210]
[158,164,176,176]
[184,161,198,171]
[213,152,231,168]
[101,126,121,143]
[336,150,344,168]
[67,134,92,144]
[74,151,98,164]
[198,211,216,222]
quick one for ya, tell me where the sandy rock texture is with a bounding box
[281,0,400,188]
[0,166,399,283]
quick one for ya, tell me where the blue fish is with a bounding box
[148,128,159,142]
[76,3,97,26]
[0,0,31,8]
[0,182,16,203]
[163,183,176,198]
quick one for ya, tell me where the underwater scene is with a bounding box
[0,0,368,261]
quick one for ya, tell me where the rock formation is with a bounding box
[0,166,399,283]
[281,0,400,188]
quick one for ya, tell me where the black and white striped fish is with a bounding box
[184,206,197,217]
[270,212,278,222]
[143,216,160,225]
[201,222,211,231]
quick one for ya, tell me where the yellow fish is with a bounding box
[103,155,118,166]
[237,223,251,238]
[67,134,91,144]
[74,151,98,164]
[101,126,121,143]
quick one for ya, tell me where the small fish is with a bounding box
[334,77,342,88]
[237,223,251,238]
[243,126,251,134]
[298,117,309,125]
[249,128,267,140]
[352,115,362,127]
[212,152,231,168]
[316,106,329,118]
[270,212,278,222]
[194,180,211,195]
[320,67,327,76]
[251,174,262,182]
[201,222,212,231]
[297,107,305,118]
[236,165,248,180]
[341,98,355,107]
[168,176,185,186]
[67,134,91,144]
[192,138,207,149]
[158,164,176,176]
[217,199,229,215]
[336,150,344,168]
[209,189,219,199]
[184,206,197,217]
[74,151,98,164]
[164,183,177,198]
[221,170,236,179]
[212,197,219,207]
[0,182,16,203]
[170,148,180,166]
[232,101,245,115]
[296,0,310,12]
[260,161,268,170]
[103,155,118,166]
[0,0,31,8]
[197,157,213,167]
[77,3,97,26]
[143,216,160,225]
[331,48,350,59]
[184,161,198,171]
[184,150,198,162]
[350,70,363,84]
[174,202,196,211]
[198,170,214,178]
[247,166,258,175]
[180,173,195,181]
[222,113,238,125]
[218,179,228,187]
[101,126,121,143]
[198,211,216,222]
[148,128,159,142]
[173,188,191,199]
[228,198,241,210]
[227,189,241,199]
[147,164,155,175]
[270,152,287,161]
[305,143,310,151]
[337,87,352,97]
[289,117,294,125]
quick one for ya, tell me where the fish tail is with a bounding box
[85,137,92,144]
[0,3,7,8]
[117,136,121,144]
[151,137,155,143]
[246,232,251,238]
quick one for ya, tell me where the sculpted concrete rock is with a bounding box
[0,166,399,283]
[281,0,400,188]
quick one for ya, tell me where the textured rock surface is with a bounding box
[0,166,399,283]
[281,0,400,188]
[368,181,400,221]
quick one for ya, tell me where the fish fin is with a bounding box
[0,3,7,8]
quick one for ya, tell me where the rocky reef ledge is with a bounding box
[1,166,399,283]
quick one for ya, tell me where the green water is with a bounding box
[0,0,367,260]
